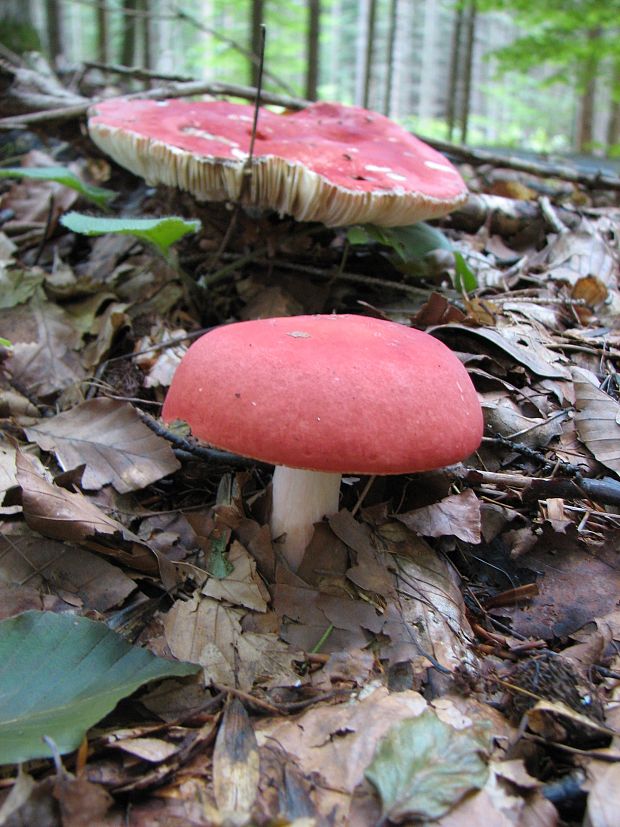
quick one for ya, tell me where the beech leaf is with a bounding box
[365,709,489,823]
[0,611,199,764]
[25,397,180,493]
[0,166,117,208]
[396,489,481,543]
[572,367,620,476]
[60,212,201,256]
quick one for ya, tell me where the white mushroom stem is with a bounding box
[270,466,342,571]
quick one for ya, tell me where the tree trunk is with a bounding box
[305,0,320,101]
[121,0,139,66]
[45,0,63,64]
[141,0,151,71]
[607,61,620,150]
[390,0,413,119]
[362,0,377,109]
[575,28,600,152]
[577,74,597,152]
[459,0,477,144]
[383,0,398,116]
[96,0,109,63]
[249,0,264,87]
[446,2,464,142]
[329,0,343,99]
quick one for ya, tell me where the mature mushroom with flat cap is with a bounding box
[162,314,483,571]
[88,99,467,227]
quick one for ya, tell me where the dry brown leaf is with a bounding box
[0,581,65,619]
[25,397,180,493]
[0,441,17,504]
[311,648,377,690]
[134,328,188,388]
[110,737,179,762]
[81,301,130,367]
[0,388,40,422]
[500,541,620,640]
[213,698,259,817]
[16,449,158,573]
[329,510,395,597]
[202,541,270,612]
[163,593,298,690]
[256,742,321,824]
[527,699,613,744]
[432,323,570,379]
[378,528,475,668]
[257,686,427,823]
[501,300,564,330]
[572,367,620,476]
[433,761,558,827]
[239,283,304,320]
[572,275,609,308]
[584,763,620,827]
[317,592,384,636]
[54,772,113,827]
[0,529,135,612]
[4,290,86,397]
[275,581,371,653]
[544,221,617,287]
[413,292,467,327]
[396,489,481,543]
[3,150,79,225]
[483,397,565,448]
[139,678,214,723]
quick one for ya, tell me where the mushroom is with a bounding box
[162,314,483,571]
[87,99,467,227]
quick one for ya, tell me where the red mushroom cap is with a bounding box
[88,99,467,226]
[162,314,482,474]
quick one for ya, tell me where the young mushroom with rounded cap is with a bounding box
[162,314,483,571]
[88,99,467,227]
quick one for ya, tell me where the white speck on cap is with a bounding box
[425,160,459,174]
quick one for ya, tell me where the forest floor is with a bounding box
[0,66,620,827]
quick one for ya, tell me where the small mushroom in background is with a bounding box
[87,99,467,227]
[162,314,483,571]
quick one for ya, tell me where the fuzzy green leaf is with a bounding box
[60,212,201,256]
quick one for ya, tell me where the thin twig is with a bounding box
[0,80,307,130]
[483,433,584,477]
[32,194,55,266]
[205,25,267,274]
[84,60,192,83]
[139,409,270,469]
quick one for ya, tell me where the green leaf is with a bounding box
[365,710,489,823]
[0,611,200,764]
[347,222,452,262]
[206,529,234,579]
[0,337,12,348]
[0,167,117,209]
[453,251,478,293]
[60,212,202,256]
[345,225,370,246]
